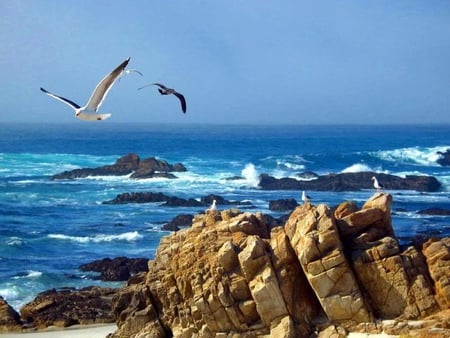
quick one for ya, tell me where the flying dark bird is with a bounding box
[138,83,186,113]
[40,58,130,121]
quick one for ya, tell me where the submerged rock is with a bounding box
[437,149,450,166]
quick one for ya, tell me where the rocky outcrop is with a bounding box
[19,286,117,329]
[79,257,149,281]
[162,214,194,231]
[259,171,441,192]
[107,193,450,337]
[51,153,186,180]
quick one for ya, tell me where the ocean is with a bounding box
[1,123,449,310]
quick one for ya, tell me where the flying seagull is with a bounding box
[40,57,130,121]
[301,191,311,204]
[371,176,384,191]
[138,83,186,113]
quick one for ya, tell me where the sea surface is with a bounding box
[1,123,449,310]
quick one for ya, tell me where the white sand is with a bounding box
[0,324,117,338]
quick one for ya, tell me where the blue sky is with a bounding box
[1,1,450,124]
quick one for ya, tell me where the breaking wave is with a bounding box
[47,231,143,243]
[371,146,449,166]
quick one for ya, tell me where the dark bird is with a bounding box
[138,83,186,113]
[40,57,130,121]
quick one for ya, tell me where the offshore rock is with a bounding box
[258,171,441,192]
[79,257,149,281]
[51,153,186,180]
[268,198,299,211]
[437,149,450,166]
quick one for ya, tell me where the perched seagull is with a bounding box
[138,83,186,113]
[40,57,130,121]
[208,199,217,212]
[301,191,311,204]
[371,176,384,191]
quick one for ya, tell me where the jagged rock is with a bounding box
[0,296,22,332]
[79,257,149,281]
[437,149,450,166]
[162,214,194,231]
[268,198,299,211]
[258,171,441,192]
[51,153,186,180]
[106,193,450,338]
[103,192,170,204]
[20,286,117,329]
[284,203,372,326]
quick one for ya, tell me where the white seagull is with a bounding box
[371,176,384,191]
[138,82,186,113]
[40,57,131,121]
[208,199,217,211]
[302,191,311,204]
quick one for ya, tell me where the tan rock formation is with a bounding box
[0,296,22,332]
[108,193,450,337]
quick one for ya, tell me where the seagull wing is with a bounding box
[172,91,187,113]
[40,87,81,111]
[85,57,130,111]
[152,83,168,90]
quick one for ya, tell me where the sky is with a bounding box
[1,0,450,125]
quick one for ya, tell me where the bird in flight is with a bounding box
[40,57,131,121]
[138,83,186,113]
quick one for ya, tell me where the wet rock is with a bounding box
[437,149,450,166]
[417,207,450,216]
[79,257,149,281]
[259,172,441,192]
[269,198,299,212]
[51,153,186,180]
[162,214,194,231]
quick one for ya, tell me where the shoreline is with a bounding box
[0,324,116,338]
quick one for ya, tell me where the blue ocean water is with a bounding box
[1,123,449,310]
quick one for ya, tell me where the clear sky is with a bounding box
[1,1,450,125]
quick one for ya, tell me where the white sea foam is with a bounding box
[341,163,374,173]
[13,270,43,279]
[241,163,260,187]
[6,237,26,246]
[372,146,449,166]
[48,231,143,243]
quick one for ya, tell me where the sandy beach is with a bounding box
[0,324,117,338]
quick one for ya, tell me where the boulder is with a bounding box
[258,172,441,192]
[162,214,194,231]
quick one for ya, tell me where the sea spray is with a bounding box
[241,163,260,187]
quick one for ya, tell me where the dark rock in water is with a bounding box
[51,153,186,180]
[162,214,194,231]
[103,192,170,204]
[437,149,450,166]
[79,257,149,282]
[104,192,254,208]
[417,208,450,216]
[259,171,441,192]
[0,296,22,331]
[269,198,299,211]
[19,286,117,329]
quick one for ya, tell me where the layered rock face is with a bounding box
[109,193,450,337]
